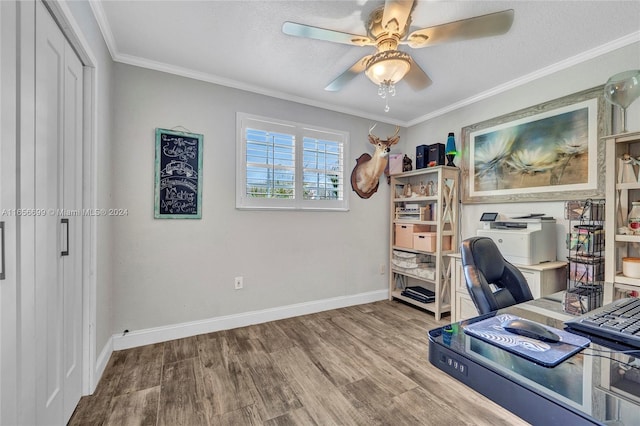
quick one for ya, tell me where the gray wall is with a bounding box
[111,63,397,332]
[110,41,639,335]
[89,17,639,339]
[407,42,640,259]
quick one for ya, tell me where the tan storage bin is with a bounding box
[394,224,430,248]
[413,232,451,252]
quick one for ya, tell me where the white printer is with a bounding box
[477,213,557,266]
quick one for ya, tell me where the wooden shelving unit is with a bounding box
[389,166,459,320]
[603,131,640,303]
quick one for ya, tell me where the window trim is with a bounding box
[236,112,349,211]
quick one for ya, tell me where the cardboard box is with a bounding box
[413,232,451,252]
[388,153,403,175]
[416,145,428,169]
[394,224,430,248]
[428,143,445,166]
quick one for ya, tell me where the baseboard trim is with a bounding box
[112,289,388,351]
[92,337,113,393]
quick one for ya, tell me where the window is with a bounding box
[236,113,349,211]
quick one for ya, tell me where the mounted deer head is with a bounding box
[351,124,400,199]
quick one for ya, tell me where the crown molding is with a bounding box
[87,0,118,60]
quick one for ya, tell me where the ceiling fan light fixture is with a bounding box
[364,50,411,85]
[365,50,411,112]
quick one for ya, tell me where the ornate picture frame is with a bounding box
[461,85,609,204]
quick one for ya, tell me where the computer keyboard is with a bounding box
[565,297,640,349]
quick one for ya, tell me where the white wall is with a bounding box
[111,63,399,334]
[407,42,640,260]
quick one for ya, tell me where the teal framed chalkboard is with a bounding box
[154,128,203,219]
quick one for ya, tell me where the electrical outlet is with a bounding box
[379,263,386,275]
[234,276,243,290]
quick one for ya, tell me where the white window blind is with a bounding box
[245,129,295,199]
[237,113,349,210]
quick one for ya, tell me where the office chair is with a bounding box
[461,236,534,315]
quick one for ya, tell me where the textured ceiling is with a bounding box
[91,0,640,126]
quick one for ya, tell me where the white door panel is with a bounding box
[1,2,19,425]
[35,3,64,421]
[35,1,83,424]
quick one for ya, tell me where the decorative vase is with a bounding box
[604,70,640,133]
[619,154,638,183]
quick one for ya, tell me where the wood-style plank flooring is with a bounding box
[69,300,528,425]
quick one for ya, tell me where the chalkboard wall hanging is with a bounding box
[154,128,203,219]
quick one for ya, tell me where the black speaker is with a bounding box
[428,143,445,166]
[416,145,428,169]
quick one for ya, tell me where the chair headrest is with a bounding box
[462,237,505,282]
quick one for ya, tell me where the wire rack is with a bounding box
[563,199,605,315]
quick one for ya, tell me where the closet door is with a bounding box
[0,2,19,425]
[34,1,83,423]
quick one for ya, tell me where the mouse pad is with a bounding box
[463,314,591,367]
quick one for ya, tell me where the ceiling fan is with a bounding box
[282,0,514,96]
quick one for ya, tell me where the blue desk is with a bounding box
[429,295,640,425]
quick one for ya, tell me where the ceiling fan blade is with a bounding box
[406,9,514,48]
[282,22,374,47]
[324,55,372,91]
[404,58,432,90]
[382,0,416,34]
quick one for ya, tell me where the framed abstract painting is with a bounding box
[461,86,609,204]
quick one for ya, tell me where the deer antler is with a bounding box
[369,124,401,145]
[387,126,400,146]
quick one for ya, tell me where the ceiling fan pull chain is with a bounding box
[379,81,396,112]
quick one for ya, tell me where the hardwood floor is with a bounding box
[69,301,528,425]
